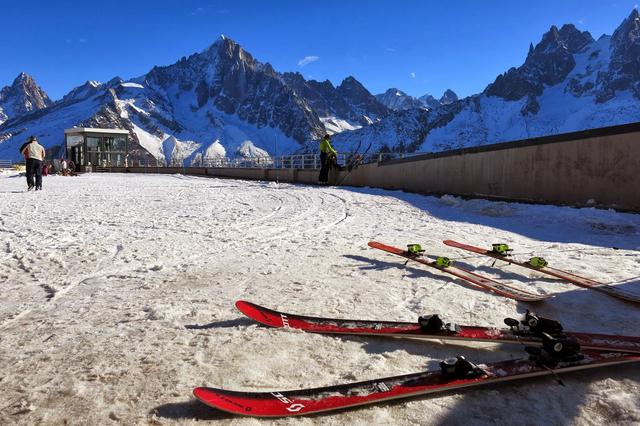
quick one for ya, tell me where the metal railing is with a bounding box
[154,152,414,169]
[1,152,420,171]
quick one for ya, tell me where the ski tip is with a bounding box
[194,386,234,401]
[235,300,283,327]
[193,386,210,400]
[235,300,253,311]
[235,300,262,319]
[193,387,240,415]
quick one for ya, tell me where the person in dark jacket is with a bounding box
[318,134,337,184]
[21,136,46,191]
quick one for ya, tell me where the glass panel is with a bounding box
[113,136,126,150]
[103,137,114,152]
[88,151,97,166]
[87,137,99,149]
[66,134,83,147]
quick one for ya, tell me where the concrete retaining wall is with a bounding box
[107,123,640,212]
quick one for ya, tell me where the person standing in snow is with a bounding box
[21,136,46,191]
[318,134,337,184]
[68,159,76,175]
[60,158,68,176]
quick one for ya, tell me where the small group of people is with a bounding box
[59,158,76,176]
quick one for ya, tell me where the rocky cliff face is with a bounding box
[0,72,53,125]
[595,9,640,102]
[484,24,594,101]
[143,37,326,144]
[282,73,390,125]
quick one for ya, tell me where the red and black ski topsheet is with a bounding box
[368,241,548,302]
[443,240,640,304]
[193,350,639,417]
[235,301,640,353]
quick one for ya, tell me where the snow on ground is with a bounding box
[0,172,639,425]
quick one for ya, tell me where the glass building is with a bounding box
[64,128,131,169]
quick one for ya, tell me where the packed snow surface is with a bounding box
[0,172,639,425]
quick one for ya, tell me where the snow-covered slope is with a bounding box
[1,172,639,424]
[335,10,640,153]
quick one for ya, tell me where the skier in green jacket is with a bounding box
[318,134,337,184]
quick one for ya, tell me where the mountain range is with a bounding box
[332,9,640,153]
[0,36,389,164]
[2,9,640,163]
[374,88,458,111]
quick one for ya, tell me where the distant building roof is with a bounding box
[64,127,130,135]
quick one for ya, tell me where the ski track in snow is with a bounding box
[0,171,639,425]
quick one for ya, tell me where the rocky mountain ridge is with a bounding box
[0,37,388,163]
[332,9,640,154]
[3,10,640,163]
[375,88,459,111]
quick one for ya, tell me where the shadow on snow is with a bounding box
[341,186,640,251]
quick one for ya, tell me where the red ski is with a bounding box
[368,241,548,302]
[236,300,640,353]
[193,350,639,417]
[443,240,640,304]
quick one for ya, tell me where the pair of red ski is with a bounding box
[193,241,639,416]
[369,240,640,304]
[193,300,640,417]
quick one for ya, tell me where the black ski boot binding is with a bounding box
[418,314,444,332]
[418,315,458,333]
[525,333,583,368]
[505,310,564,337]
[541,332,583,362]
[440,356,484,379]
[504,317,520,329]
[524,310,564,337]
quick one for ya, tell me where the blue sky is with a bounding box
[2,1,638,100]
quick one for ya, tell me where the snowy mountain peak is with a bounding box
[336,76,390,123]
[485,22,594,101]
[61,80,105,104]
[418,93,440,109]
[375,88,424,111]
[439,89,458,105]
[0,72,52,125]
